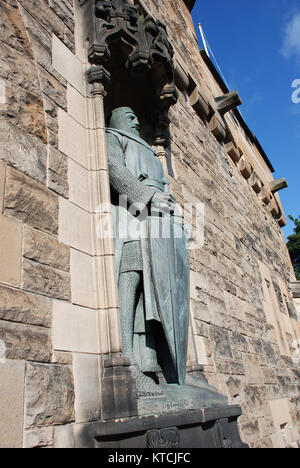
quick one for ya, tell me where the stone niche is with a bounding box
[103,55,171,146]
[81,0,179,147]
[73,0,248,449]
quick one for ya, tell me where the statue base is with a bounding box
[52,364,247,448]
[63,405,248,448]
[138,382,228,416]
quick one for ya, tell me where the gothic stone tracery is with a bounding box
[82,0,178,145]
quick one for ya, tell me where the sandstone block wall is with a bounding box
[143,0,300,448]
[0,0,299,449]
[0,0,75,448]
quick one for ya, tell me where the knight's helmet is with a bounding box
[109,107,136,130]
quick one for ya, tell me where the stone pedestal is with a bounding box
[137,382,228,417]
[66,405,247,448]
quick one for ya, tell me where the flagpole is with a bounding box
[198,23,210,57]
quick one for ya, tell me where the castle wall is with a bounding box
[144,0,300,448]
[0,0,299,448]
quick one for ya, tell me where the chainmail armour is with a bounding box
[106,129,165,396]
[118,270,163,396]
[107,132,156,207]
[120,241,143,273]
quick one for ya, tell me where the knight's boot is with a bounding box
[132,366,163,397]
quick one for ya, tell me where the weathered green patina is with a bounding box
[106,107,190,396]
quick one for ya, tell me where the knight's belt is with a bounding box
[139,175,170,192]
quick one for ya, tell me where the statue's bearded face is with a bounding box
[109,107,140,137]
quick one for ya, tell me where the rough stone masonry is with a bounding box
[0,0,299,449]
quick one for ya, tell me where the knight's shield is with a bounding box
[147,214,190,384]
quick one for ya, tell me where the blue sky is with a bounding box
[191,0,300,239]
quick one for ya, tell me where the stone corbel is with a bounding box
[215,91,242,116]
[86,65,111,94]
[207,91,241,143]
[208,113,227,142]
[249,171,263,194]
[260,186,271,205]
[189,86,210,122]
[268,198,280,218]
[225,141,242,164]
[278,214,287,227]
[260,179,287,226]
[173,55,213,124]
[269,178,288,194]
[174,60,190,92]
[238,155,253,180]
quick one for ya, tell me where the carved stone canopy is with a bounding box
[80,0,178,112]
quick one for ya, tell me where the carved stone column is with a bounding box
[87,73,138,419]
[154,145,168,175]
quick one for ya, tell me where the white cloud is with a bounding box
[282,13,300,60]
